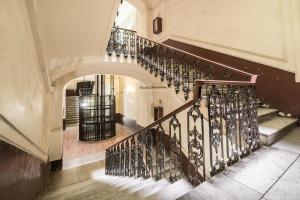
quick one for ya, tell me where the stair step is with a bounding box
[41,178,107,200]
[179,147,298,200]
[259,116,298,145]
[131,178,171,199]
[118,177,145,190]
[127,177,156,193]
[178,173,261,200]
[257,108,278,122]
[146,179,193,200]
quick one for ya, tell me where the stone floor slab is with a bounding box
[222,147,298,194]
[178,174,261,200]
[264,156,300,200]
[272,127,300,154]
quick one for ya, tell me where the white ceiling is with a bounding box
[142,0,163,9]
[35,0,119,74]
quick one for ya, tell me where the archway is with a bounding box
[59,72,161,169]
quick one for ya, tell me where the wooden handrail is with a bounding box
[136,35,254,78]
[108,76,258,150]
[114,26,137,33]
[109,99,196,149]
[193,77,257,99]
[107,27,258,150]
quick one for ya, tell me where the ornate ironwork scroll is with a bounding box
[143,40,149,70]
[182,63,190,100]
[106,29,115,56]
[223,69,233,80]
[124,140,130,176]
[114,28,122,57]
[238,86,251,158]
[104,27,260,187]
[136,36,140,63]
[130,31,135,58]
[166,53,172,87]
[204,65,214,80]
[130,136,136,177]
[208,85,225,176]
[115,145,120,175]
[153,46,159,77]
[145,130,153,178]
[169,115,182,182]
[223,86,239,166]
[120,142,125,176]
[137,133,145,178]
[122,30,129,57]
[173,59,181,94]
[248,86,260,151]
[155,123,165,180]
[187,100,205,186]
[159,53,165,82]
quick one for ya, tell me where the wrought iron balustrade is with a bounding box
[106,27,254,100]
[105,81,259,186]
[105,26,259,187]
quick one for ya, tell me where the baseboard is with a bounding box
[115,113,144,132]
[50,159,63,171]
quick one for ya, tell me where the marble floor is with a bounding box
[44,127,300,200]
[47,160,106,191]
[62,124,134,169]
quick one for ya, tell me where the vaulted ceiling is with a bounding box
[34,0,120,79]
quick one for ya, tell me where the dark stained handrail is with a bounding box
[114,26,137,32]
[109,99,195,149]
[136,35,255,78]
[108,78,257,149]
[107,27,258,150]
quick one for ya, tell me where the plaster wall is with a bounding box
[0,0,49,161]
[148,0,300,82]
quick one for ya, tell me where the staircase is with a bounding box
[41,26,299,199]
[66,96,79,125]
[258,106,298,145]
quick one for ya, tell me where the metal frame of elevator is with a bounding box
[79,75,116,141]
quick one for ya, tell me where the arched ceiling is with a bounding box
[34,0,120,75]
[142,0,163,9]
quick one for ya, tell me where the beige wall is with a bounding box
[118,76,186,127]
[148,0,300,82]
[0,0,49,161]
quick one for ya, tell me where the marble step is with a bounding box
[127,177,156,193]
[146,179,193,200]
[259,116,298,145]
[257,107,278,123]
[59,176,142,200]
[178,146,298,200]
[41,177,111,200]
[129,178,171,200]
[105,177,157,200]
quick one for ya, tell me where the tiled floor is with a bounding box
[47,160,105,191]
[180,127,300,200]
[62,124,134,169]
[272,127,300,154]
[45,127,300,200]
[63,124,134,160]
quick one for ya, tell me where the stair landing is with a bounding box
[179,127,300,200]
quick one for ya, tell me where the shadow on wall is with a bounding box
[0,140,49,200]
[164,39,300,118]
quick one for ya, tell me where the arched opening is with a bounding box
[61,74,155,169]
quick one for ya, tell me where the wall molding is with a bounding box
[167,0,288,62]
[0,114,48,162]
[25,0,51,92]
[162,0,300,76]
